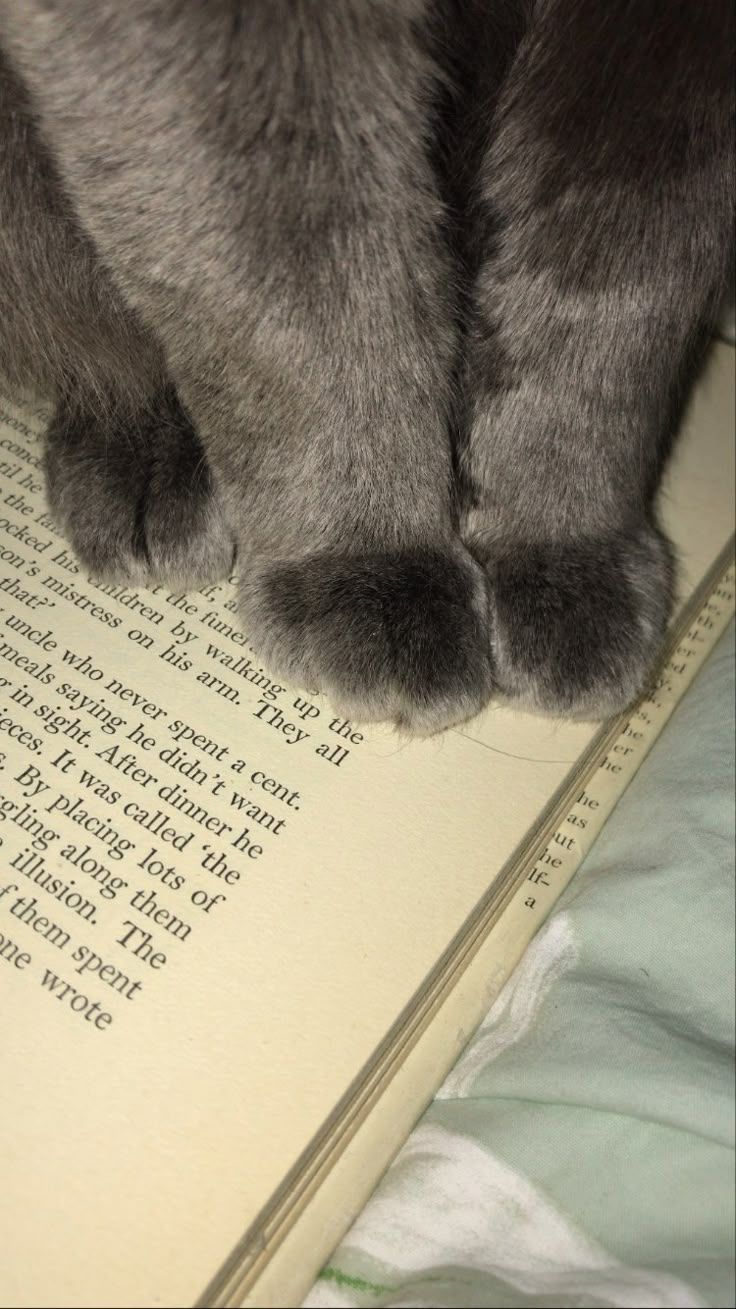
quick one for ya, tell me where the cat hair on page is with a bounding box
[0,1,733,731]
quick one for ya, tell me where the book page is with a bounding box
[0,343,733,1308]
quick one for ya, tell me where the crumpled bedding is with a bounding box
[305,622,735,1309]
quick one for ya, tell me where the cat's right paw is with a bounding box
[468,525,675,719]
[238,544,495,734]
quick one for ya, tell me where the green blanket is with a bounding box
[305,622,735,1309]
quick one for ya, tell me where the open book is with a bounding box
[0,343,733,1309]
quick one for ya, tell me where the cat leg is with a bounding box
[459,0,734,717]
[0,46,233,589]
[0,47,234,589]
[0,2,493,731]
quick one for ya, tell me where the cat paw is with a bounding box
[238,545,495,733]
[44,389,235,589]
[473,527,675,719]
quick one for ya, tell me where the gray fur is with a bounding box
[0,1,732,728]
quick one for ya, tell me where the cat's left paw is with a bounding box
[473,526,675,719]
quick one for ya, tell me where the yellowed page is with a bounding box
[0,343,733,1309]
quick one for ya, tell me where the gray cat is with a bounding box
[0,2,733,731]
